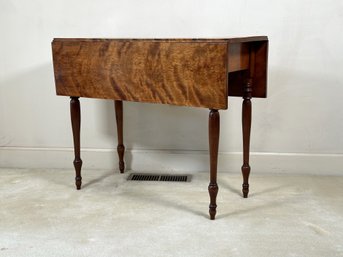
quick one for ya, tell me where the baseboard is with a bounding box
[0,147,342,175]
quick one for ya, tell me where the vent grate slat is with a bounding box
[127,173,191,182]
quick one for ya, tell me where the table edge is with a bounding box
[52,36,268,43]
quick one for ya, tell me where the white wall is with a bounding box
[0,0,342,174]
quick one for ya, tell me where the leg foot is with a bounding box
[117,144,125,173]
[208,183,218,220]
[242,165,250,198]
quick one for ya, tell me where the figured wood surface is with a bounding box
[53,40,229,109]
[53,36,268,219]
[52,37,268,109]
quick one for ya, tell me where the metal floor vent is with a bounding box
[127,173,191,182]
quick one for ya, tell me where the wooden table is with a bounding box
[52,36,268,220]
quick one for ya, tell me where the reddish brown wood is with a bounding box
[53,36,267,42]
[228,40,268,98]
[241,79,252,198]
[52,36,268,219]
[208,109,220,220]
[115,100,125,173]
[52,40,228,109]
[252,40,268,97]
[70,97,82,190]
[52,37,268,110]
[228,43,249,72]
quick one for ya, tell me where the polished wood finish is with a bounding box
[208,109,220,220]
[52,37,268,110]
[52,40,228,109]
[70,97,82,190]
[228,40,268,98]
[228,43,249,72]
[52,36,268,219]
[241,79,252,198]
[115,100,125,173]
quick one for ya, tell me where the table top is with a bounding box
[52,36,268,109]
[53,36,267,43]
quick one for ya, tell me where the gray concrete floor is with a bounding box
[0,168,342,257]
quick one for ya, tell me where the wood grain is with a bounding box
[52,36,268,219]
[52,40,229,109]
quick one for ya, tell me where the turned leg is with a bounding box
[115,100,125,173]
[242,79,252,198]
[208,109,220,220]
[70,97,82,190]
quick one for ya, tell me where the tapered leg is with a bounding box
[242,79,252,198]
[115,100,125,173]
[70,97,82,190]
[208,109,220,220]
